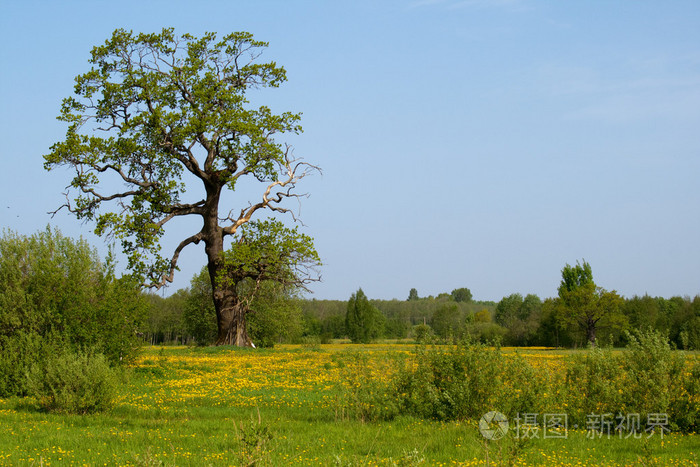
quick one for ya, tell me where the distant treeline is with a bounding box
[299,295,497,341]
[299,293,700,349]
[142,286,700,349]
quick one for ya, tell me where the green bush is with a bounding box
[0,227,144,396]
[25,349,118,414]
[412,324,434,344]
[563,330,700,432]
[0,333,46,396]
[669,356,700,433]
[564,344,626,425]
[330,333,700,434]
[335,352,400,422]
[622,330,685,418]
[396,341,548,421]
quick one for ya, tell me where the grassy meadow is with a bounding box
[1,344,699,466]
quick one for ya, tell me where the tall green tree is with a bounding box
[44,29,319,347]
[495,293,542,345]
[450,287,472,303]
[346,288,385,343]
[556,260,625,345]
[431,303,462,339]
[495,293,524,328]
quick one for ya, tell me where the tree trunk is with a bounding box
[202,182,253,347]
[207,246,253,347]
[586,321,597,346]
[215,294,252,347]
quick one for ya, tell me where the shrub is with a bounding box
[0,227,144,396]
[564,344,626,425]
[564,330,700,432]
[396,341,545,421]
[334,351,400,422]
[25,349,118,414]
[622,329,685,419]
[669,356,700,433]
[464,322,507,344]
[0,333,45,396]
[412,324,434,344]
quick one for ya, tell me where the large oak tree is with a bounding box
[44,29,320,346]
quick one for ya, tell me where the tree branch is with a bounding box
[149,231,204,289]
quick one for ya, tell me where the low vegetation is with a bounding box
[1,342,698,465]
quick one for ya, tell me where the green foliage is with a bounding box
[564,329,699,432]
[183,268,218,346]
[473,309,491,323]
[495,293,524,327]
[558,260,594,296]
[395,341,548,421]
[564,344,626,421]
[143,290,189,345]
[495,293,542,345]
[670,357,700,433]
[25,349,118,414]
[0,227,143,396]
[535,297,575,347]
[464,322,508,344]
[183,264,304,347]
[247,285,304,347]
[670,296,700,350]
[217,219,321,293]
[321,314,346,339]
[412,323,434,344]
[44,28,308,287]
[345,289,385,344]
[555,260,626,345]
[407,288,419,301]
[623,329,688,429]
[301,296,495,341]
[0,332,46,396]
[430,303,462,340]
[450,287,472,303]
[622,295,663,337]
[334,352,400,422]
[234,411,274,467]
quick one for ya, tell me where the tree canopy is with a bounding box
[346,288,385,344]
[556,260,625,345]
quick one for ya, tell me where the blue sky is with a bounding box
[1,0,699,301]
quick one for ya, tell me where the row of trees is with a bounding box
[299,262,699,349]
[3,228,696,368]
[138,259,699,350]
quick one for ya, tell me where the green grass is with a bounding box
[0,345,698,466]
